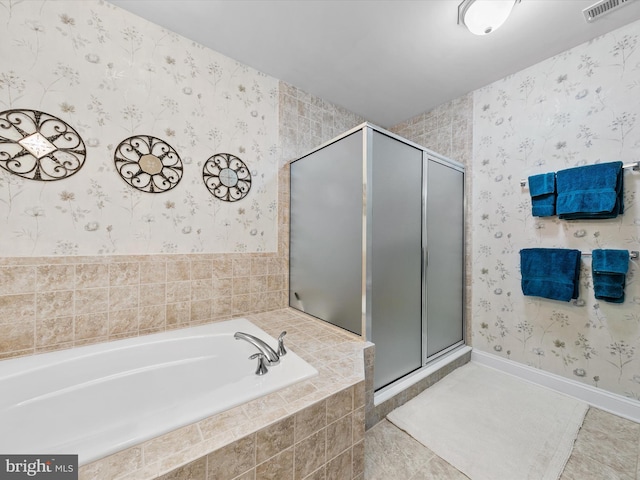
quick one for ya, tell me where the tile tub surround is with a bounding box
[0,253,288,359]
[75,308,366,480]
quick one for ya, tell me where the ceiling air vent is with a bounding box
[583,0,634,22]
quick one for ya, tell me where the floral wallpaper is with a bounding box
[0,0,279,256]
[472,19,640,400]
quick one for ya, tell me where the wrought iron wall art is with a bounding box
[114,135,183,193]
[203,153,252,202]
[0,109,87,181]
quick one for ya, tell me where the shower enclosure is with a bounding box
[289,123,465,390]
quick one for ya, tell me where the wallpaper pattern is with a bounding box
[0,0,279,256]
[472,20,640,400]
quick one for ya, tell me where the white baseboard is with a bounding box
[471,349,640,423]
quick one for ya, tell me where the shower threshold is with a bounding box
[374,344,472,406]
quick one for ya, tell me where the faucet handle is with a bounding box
[249,353,269,375]
[277,331,287,356]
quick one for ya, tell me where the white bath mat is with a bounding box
[386,362,588,480]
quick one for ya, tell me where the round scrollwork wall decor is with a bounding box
[114,135,183,193]
[0,109,87,181]
[203,153,252,202]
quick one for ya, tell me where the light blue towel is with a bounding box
[520,248,581,302]
[592,249,629,303]
[528,172,556,217]
[556,161,624,219]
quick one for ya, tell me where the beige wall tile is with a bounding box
[75,288,108,315]
[190,300,211,321]
[327,387,353,423]
[109,285,139,311]
[140,283,167,307]
[36,264,75,292]
[207,434,256,480]
[242,392,288,422]
[199,405,250,439]
[191,279,213,301]
[0,266,36,295]
[157,457,206,480]
[139,305,166,331]
[294,429,326,480]
[267,274,284,292]
[352,408,365,444]
[295,400,327,442]
[191,261,213,280]
[326,414,352,460]
[232,294,251,315]
[0,320,34,352]
[36,290,74,319]
[167,261,190,282]
[143,424,203,466]
[109,308,138,335]
[213,258,233,279]
[256,447,294,480]
[250,275,268,293]
[166,302,190,327]
[0,293,35,322]
[140,262,167,285]
[257,416,295,464]
[166,281,190,303]
[75,263,109,289]
[75,312,108,340]
[326,448,351,480]
[352,441,364,478]
[213,277,233,297]
[231,469,255,480]
[36,316,74,347]
[251,258,269,276]
[79,446,142,480]
[109,262,140,286]
[212,296,233,318]
[233,277,251,296]
[233,258,252,277]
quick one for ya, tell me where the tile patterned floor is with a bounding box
[365,408,640,480]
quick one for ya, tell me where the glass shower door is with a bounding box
[424,157,465,359]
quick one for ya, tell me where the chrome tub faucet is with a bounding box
[234,331,280,373]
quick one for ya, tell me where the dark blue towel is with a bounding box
[556,161,624,219]
[520,248,581,302]
[528,172,556,217]
[592,249,628,303]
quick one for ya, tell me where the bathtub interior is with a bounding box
[0,318,318,464]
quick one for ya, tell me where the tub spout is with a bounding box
[234,332,280,366]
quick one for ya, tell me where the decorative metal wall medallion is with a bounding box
[0,109,87,181]
[203,153,252,202]
[114,135,183,193]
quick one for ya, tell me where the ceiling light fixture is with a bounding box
[458,0,519,35]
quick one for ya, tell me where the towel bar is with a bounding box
[581,250,639,260]
[520,161,640,187]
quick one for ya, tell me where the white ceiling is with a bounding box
[109,0,640,128]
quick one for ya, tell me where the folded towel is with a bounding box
[592,273,626,302]
[520,248,581,302]
[592,249,629,274]
[528,172,556,217]
[556,161,624,219]
[591,249,629,303]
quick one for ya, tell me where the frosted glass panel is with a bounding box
[370,131,423,389]
[289,132,363,335]
[426,159,464,357]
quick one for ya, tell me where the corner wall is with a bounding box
[472,20,640,401]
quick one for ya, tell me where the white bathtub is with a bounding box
[0,318,317,465]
